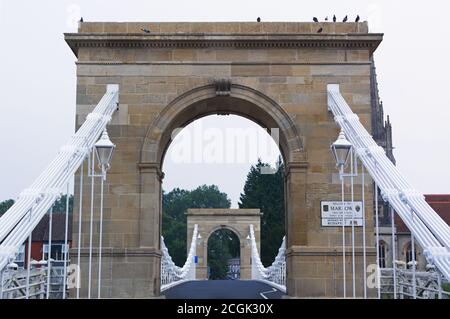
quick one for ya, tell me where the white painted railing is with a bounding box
[249,224,286,292]
[327,84,450,282]
[1,267,46,299]
[380,267,450,299]
[160,224,198,291]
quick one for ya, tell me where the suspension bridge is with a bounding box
[0,21,449,299]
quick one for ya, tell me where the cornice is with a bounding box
[65,33,383,57]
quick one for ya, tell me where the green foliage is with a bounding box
[162,185,231,266]
[207,229,240,280]
[0,195,73,217]
[53,195,74,214]
[239,157,285,266]
[0,199,15,216]
[443,282,450,293]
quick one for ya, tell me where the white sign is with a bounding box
[321,218,364,227]
[321,201,363,227]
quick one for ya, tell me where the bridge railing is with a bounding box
[1,267,46,299]
[160,224,198,291]
[327,84,450,285]
[380,267,450,299]
[249,224,286,292]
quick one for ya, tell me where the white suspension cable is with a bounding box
[361,163,367,299]
[76,161,84,299]
[249,224,286,292]
[25,230,32,299]
[350,149,356,298]
[391,206,397,299]
[160,224,199,291]
[340,164,346,298]
[62,180,70,299]
[375,183,381,299]
[98,174,105,298]
[88,152,95,299]
[327,84,450,282]
[0,85,119,278]
[411,208,417,299]
[46,206,53,299]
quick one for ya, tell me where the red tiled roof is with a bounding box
[396,195,450,233]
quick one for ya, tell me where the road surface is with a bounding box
[163,280,285,299]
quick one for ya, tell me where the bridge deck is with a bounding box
[162,280,285,299]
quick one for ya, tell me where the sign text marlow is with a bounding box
[321,201,363,227]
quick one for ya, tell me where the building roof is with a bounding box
[395,195,450,233]
[31,214,72,242]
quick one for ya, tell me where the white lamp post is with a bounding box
[92,130,115,299]
[331,130,352,298]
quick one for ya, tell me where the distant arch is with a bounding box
[206,224,244,244]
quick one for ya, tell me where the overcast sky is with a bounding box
[0,0,449,207]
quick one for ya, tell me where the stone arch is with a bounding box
[139,83,306,166]
[136,83,308,292]
[206,224,244,244]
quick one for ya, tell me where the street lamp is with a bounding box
[94,130,116,177]
[331,130,352,168]
[331,129,352,298]
[89,129,115,299]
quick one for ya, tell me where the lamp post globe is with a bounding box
[331,130,352,168]
[94,130,116,172]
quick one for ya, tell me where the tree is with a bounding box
[239,157,285,266]
[0,195,73,218]
[207,229,239,279]
[162,185,231,266]
[0,199,15,216]
[53,195,74,214]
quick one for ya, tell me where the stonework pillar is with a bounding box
[136,162,164,296]
[70,162,163,298]
[285,161,309,297]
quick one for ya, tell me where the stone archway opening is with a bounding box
[159,109,288,287]
[138,84,307,295]
[207,228,240,280]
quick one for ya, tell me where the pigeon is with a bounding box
[343,15,348,22]
[355,15,360,22]
[317,27,323,33]
[141,28,151,33]
[313,17,319,23]
[79,17,83,23]
[325,16,329,21]
[333,15,337,22]
[257,17,261,22]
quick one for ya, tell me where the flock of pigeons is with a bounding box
[78,15,362,34]
[313,15,360,23]
[257,15,361,33]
